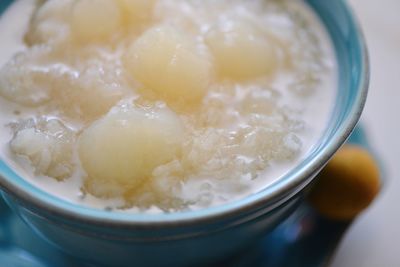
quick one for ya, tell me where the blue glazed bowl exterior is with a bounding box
[0,1,368,266]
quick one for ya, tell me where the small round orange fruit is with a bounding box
[308,145,381,221]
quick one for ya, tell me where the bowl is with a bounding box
[0,1,369,266]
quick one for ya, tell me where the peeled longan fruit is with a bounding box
[205,20,279,81]
[309,145,381,221]
[124,25,212,106]
[71,0,122,42]
[25,0,73,45]
[78,105,184,198]
[116,0,156,25]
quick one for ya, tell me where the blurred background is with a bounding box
[331,0,400,266]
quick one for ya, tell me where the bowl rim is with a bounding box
[0,0,369,229]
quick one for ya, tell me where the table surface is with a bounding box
[330,0,400,266]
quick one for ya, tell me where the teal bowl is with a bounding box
[0,1,368,266]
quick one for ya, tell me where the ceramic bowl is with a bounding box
[0,1,369,266]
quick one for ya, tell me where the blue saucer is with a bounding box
[0,126,374,267]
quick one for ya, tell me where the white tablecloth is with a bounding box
[331,1,400,266]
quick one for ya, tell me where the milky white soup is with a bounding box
[0,0,336,213]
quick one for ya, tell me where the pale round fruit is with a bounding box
[124,25,212,105]
[205,20,278,80]
[116,0,156,25]
[78,105,184,198]
[35,0,73,21]
[25,0,73,45]
[71,0,122,42]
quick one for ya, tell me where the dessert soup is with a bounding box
[0,0,336,213]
